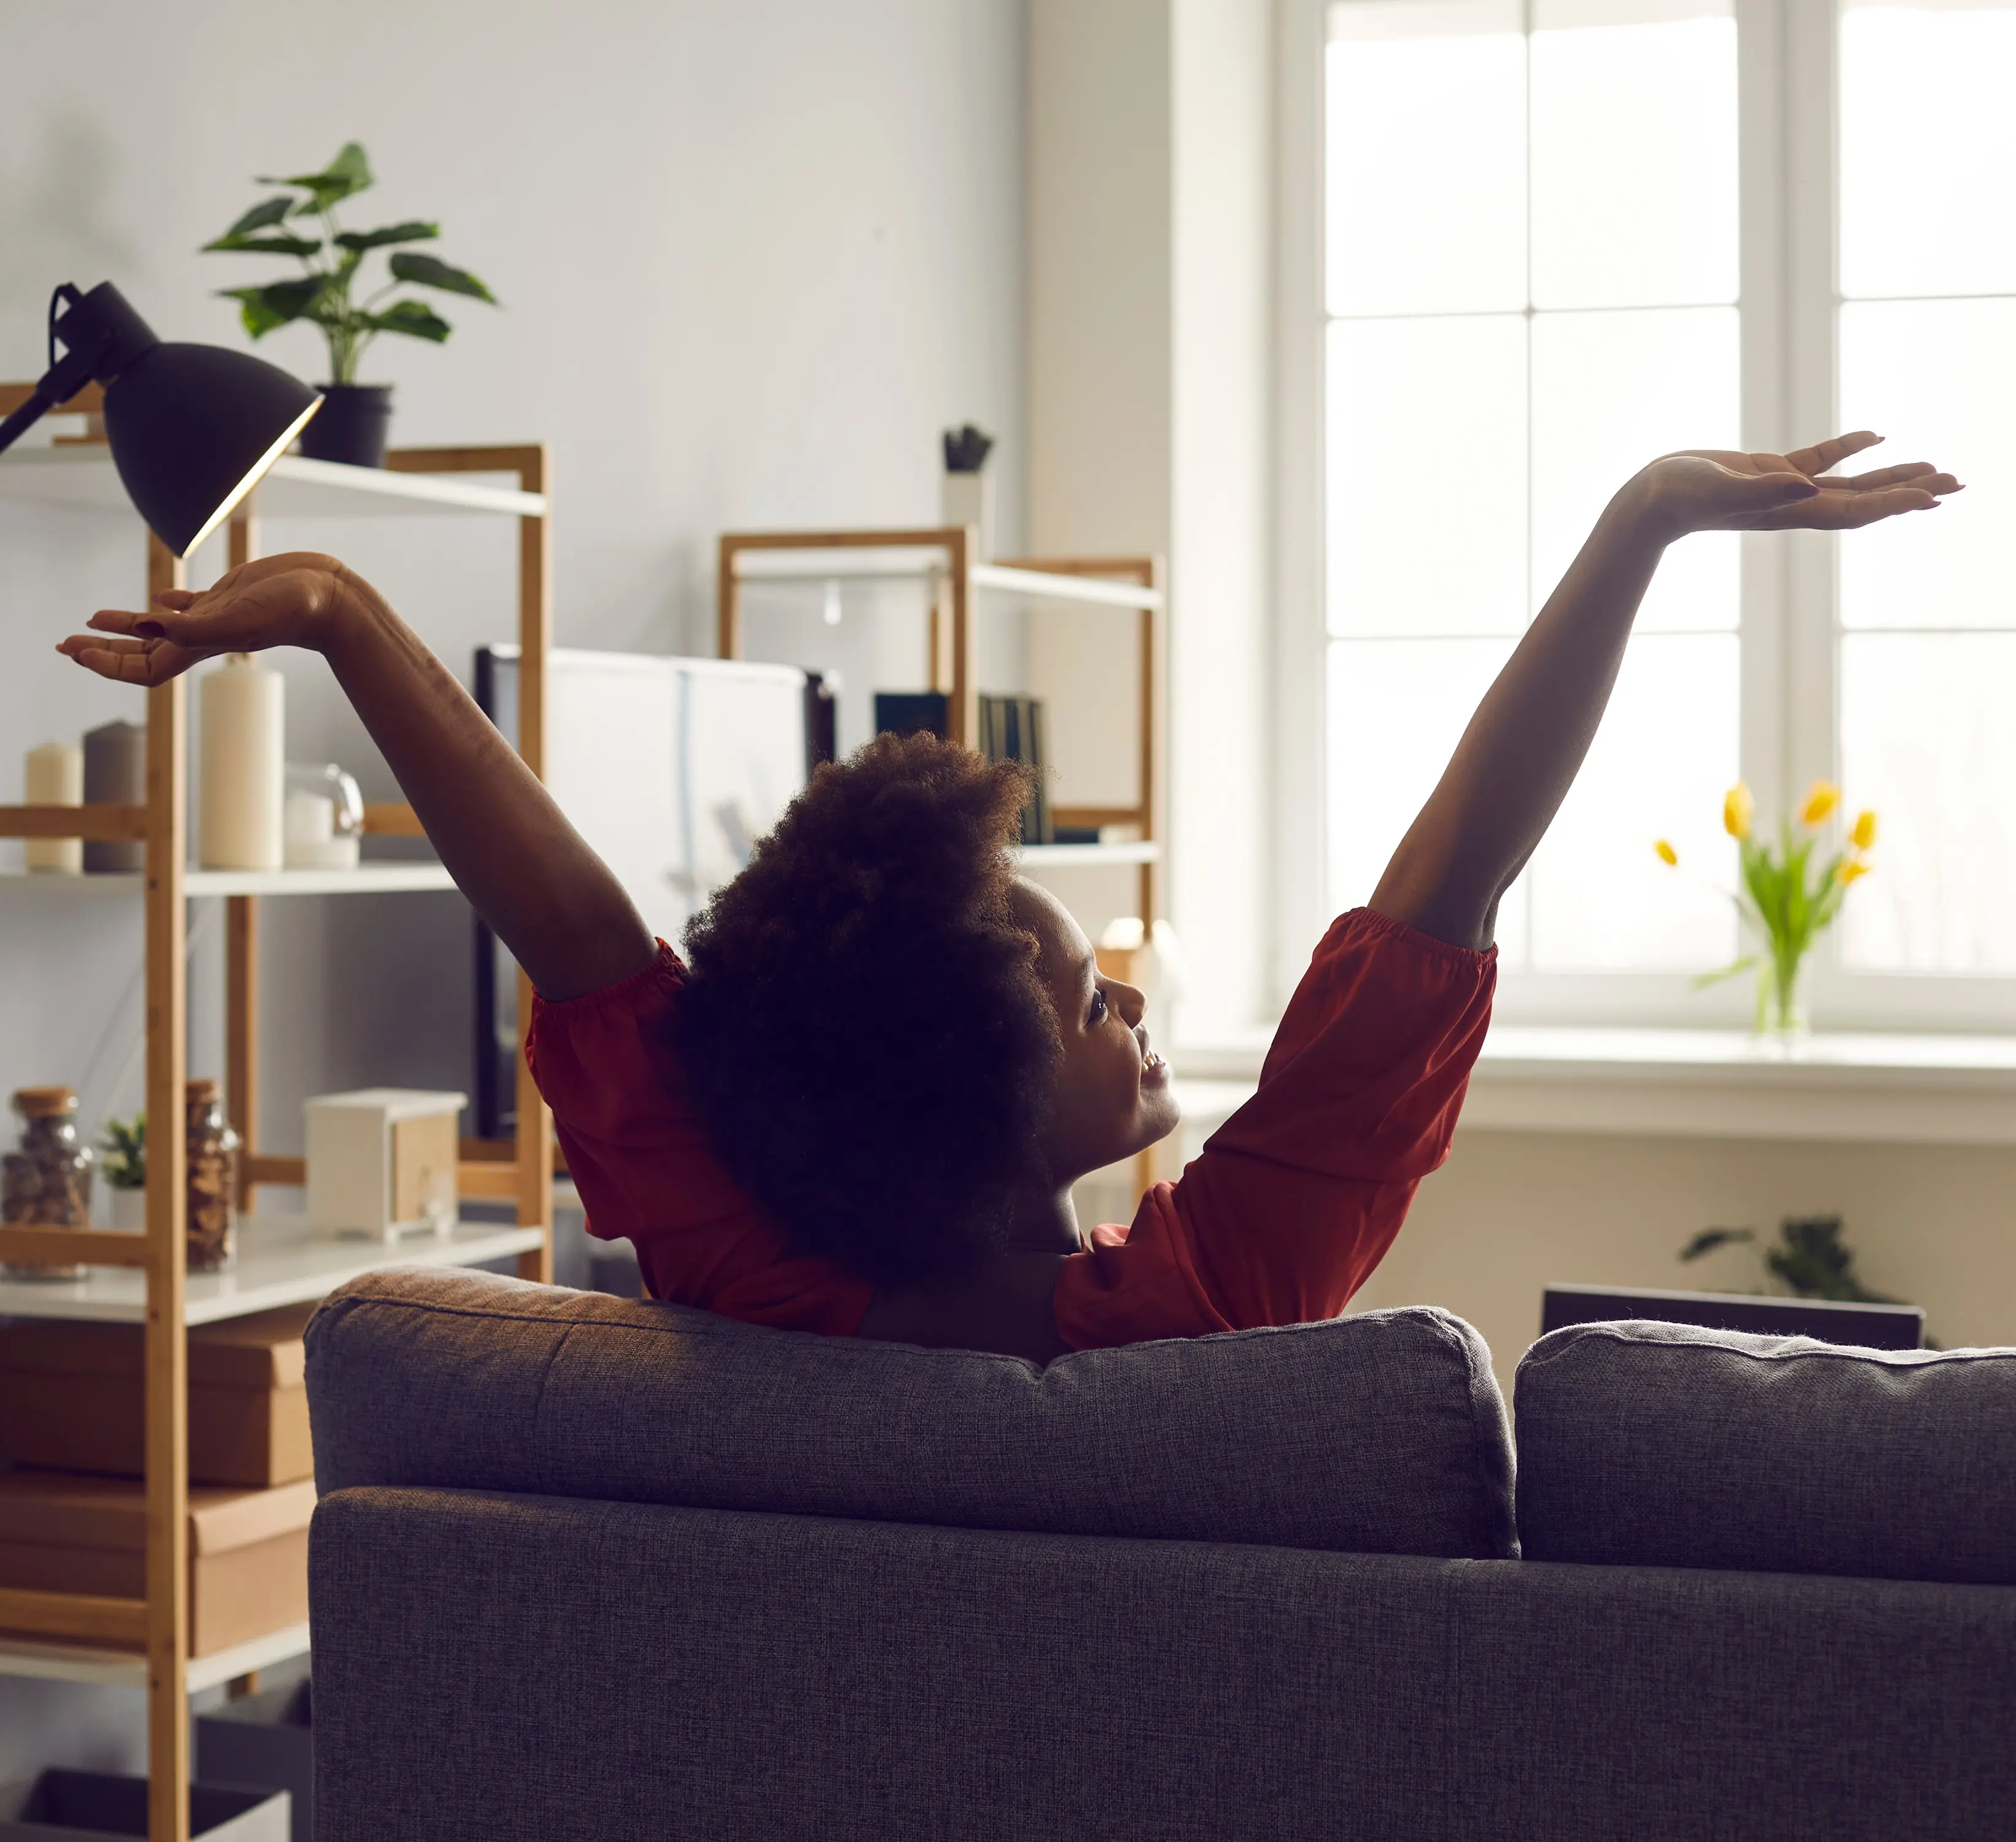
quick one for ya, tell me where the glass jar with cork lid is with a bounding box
[185,1078,241,1272]
[2,1086,95,1281]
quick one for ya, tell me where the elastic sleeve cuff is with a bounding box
[531,940,684,1017]
[1349,906,1500,971]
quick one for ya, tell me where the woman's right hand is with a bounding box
[56,551,367,688]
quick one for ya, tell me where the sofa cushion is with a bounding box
[307,1267,1516,1558]
[1516,1319,2016,1583]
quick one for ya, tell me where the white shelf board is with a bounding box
[1016,842,1160,868]
[0,446,543,520]
[970,562,1162,611]
[0,1621,309,1692]
[732,548,1164,610]
[0,1216,543,1325]
[734,546,941,583]
[0,863,457,898]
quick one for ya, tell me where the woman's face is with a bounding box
[1011,879,1181,1184]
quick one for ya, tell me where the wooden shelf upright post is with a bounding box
[512,448,555,1281]
[225,507,260,1215]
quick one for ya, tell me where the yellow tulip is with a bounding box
[1799,780,1841,827]
[1654,839,1679,866]
[1851,808,1878,852]
[1840,860,1872,884]
[1722,782,1754,840]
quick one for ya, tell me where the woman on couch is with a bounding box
[61,433,1953,1361]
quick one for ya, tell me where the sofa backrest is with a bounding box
[307,1267,1517,1558]
[1516,1319,2016,1584]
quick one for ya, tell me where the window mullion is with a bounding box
[1781,0,1843,933]
[1737,0,1791,834]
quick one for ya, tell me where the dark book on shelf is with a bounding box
[874,691,950,740]
[976,692,1053,845]
[873,689,1053,846]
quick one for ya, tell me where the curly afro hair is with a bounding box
[668,731,1057,1289]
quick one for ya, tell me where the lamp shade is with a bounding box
[103,343,321,557]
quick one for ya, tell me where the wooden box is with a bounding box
[0,1471,313,1658]
[305,1087,464,1238]
[0,1305,314,1488]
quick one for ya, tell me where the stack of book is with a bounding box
[978,694,1052,846]
[871,692,1053,845]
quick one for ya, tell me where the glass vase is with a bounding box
[1756,950,1810,1041]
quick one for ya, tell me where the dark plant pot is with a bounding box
[298,384,392,468]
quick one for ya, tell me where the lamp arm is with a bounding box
[0,281,158,457]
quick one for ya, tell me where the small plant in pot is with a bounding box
[99,1113,146,1232]
[201,142,497,468]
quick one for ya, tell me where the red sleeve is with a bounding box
[1053,908,1495,1351]
[524,942,872,1337]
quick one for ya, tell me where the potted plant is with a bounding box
[1656,780,1877,1036]
[201,142,498,467]
[99,1113,145,1232]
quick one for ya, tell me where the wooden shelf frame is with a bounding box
[717,528,1166,927]
[0,406,556,1842]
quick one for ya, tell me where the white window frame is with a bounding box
[1277,0,2016,1033]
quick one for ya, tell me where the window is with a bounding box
[1315,0,2016,1025]
[1837,0,2016,973]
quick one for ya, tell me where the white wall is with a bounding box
[0,0,1027,1776]
[1025,0,1274,1039]
[1355,1125,2016,1393]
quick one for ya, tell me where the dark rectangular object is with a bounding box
[0,1771,286,1841]
[1541,1283,1923,1350]
[196,1680,313,1842]
[472,644,520,1140]
[803,670,838,772]
[873,691,950,740]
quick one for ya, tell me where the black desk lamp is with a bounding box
[0,281,321,556]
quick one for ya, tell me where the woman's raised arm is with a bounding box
[1368,433,1960,951]
[57,553,656,1000]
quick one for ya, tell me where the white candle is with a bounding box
[200,655,284,871]
[24,741,83,873]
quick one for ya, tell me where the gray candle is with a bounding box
[83,720,145,872]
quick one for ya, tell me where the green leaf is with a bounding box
[217,277,327,338]
[203,233,324,257]
[1679,1226,1756,1263]
[257,140,374,208]
[217,195,294,239]
[1690,954,1759,991]
[362,299,452,341]
[387,252,497,302]
[334,220,439,253]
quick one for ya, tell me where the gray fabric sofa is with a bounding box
[304,1269,2016,1841]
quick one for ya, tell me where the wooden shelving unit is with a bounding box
[717,527,1166,925]
[0,393,554,1842]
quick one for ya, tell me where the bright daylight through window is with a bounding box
[1837,0,2016,971]
[1324,0,2016,1004]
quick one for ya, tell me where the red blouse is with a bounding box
[526,908,1495,1351]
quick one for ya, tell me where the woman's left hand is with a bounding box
[1630,431,1963,542]
[55,551,357,687]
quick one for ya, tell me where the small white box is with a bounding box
[305,1089,465,1241]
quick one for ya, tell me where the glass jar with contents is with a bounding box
[2,1086,94,1281]
[185,1078,241,1273]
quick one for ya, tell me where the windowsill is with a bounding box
[1172,1026,2016,1147]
